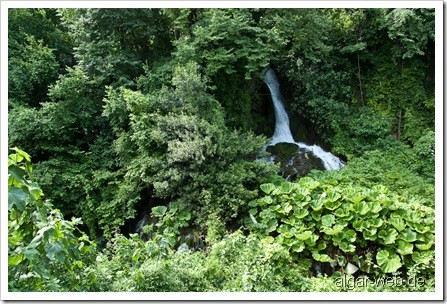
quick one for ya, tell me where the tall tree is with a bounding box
[103,62,276,235]
[8,9,72,108]
[59,8,173,87]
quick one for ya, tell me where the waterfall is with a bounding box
[135,215,149,237]
[263,68,344,171]
[264,69,295,145]
[295,142,344,170]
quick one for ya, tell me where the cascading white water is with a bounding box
[264,68,344,171]
[295,142,344,170]
[264,69,295,145]
[135,216,148,237]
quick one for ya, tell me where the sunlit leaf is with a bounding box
[389,216,406,232]
[8,253,24,266]
[415,242,433,251]
[295,230,312,241]
[376,249,402,273]
[321,214,335,227]
[339,242,355,253]
[278,182,292,194]
[368,201,382,213]
[368,218,383,228]
[152,206,168,218]
[322,224,344,235]
[324,200,342,211]
[28,184,44,200]
[310,199,324,211]
[260,183,275,195]
[258,196,273,206]
[345,190,365,204]
[353,201,370,215]
[363,228,377,241]
[399,228,417,242]
[291,242,305,253]
[396,240,413,255]
[378,229,398,244]
[294,208,309,219]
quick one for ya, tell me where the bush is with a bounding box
[8,148,96,291]
[411,130,435,182]
[102,62,277,233]
[87,230,308,292]
[245,177,434,280]
[331,107,392,159]
[309,141,434,208]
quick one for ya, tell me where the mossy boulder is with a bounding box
[266,142,325,180]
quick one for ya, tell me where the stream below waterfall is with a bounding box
[263,68,344,179]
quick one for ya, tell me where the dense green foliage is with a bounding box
[100,61,276,235]
[273,8,435,157]
[309,138,435,206]
[86,229,434,292]
[83,231,308,292]
[8,8,435,293]
[247,178,434,277]
[58,8,172,88]
[8,148,95,291]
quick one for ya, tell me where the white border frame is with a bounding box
[1,1,443,301]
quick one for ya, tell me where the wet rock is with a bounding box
[266,142,325,180]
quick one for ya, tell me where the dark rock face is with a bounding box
[266,142,325,180]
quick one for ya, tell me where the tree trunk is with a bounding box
[357,52,364,105]
[397,60,404,140]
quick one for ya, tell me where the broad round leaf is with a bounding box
[389,216,406,232]
[378,229,398,245]
[376,249,402,273]
[399,228,417,242]
[396,240,414,255]
[295,230,312,241]
[324,200,342,211]
[415,242,433,251]
[339,242,356,253]
[8,187,29,211]
[260,183,275,195]
[312,251,333,262]
[321,214,335,227]
[322,224,344,235]
[152,205,168,218]
[294,208,309,219]
[353,201,370,215]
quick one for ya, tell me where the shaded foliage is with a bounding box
[8,9,72,108]
[59,8,172,88]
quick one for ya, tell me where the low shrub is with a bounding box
[245,177,434,280]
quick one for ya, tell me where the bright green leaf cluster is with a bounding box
[8,148,96,291]
[246,177,434,276]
